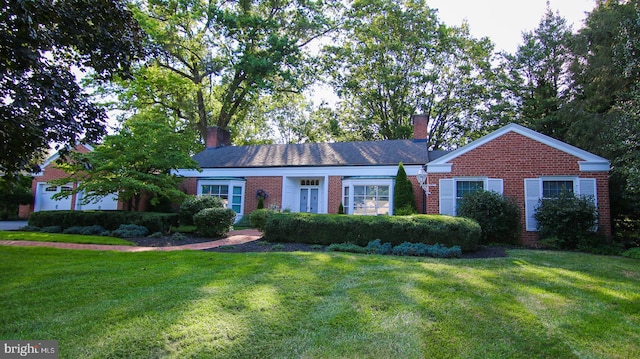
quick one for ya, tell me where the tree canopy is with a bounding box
[0,0,147,175]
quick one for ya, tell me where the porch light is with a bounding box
[417,167,429,193]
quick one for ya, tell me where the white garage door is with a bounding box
[75,192,118,210]
[36,183,73,211]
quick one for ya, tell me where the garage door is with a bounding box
[36,183,73,211]
[75,192,118,210]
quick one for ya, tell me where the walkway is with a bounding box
[0,229,262,252]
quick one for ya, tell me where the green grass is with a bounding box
[0,231,135,246]
[1,248,638,358]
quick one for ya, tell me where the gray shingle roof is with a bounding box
[192,140,450,168]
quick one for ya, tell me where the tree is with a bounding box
[393,163,416,215]
[504,3,572,138]
[54,113,200,211]
[0,0,147,175]
[324,0,500,149]
[0,175,33,220]
[118,0,340,143]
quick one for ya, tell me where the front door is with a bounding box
[299,188,319,213]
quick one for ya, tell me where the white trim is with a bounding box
[175,165,409,178]
[342,177,395,215]
[426,123,610,173]
[197,179,246,222]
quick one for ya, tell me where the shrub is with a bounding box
[63,226,86,234]
[80,225,109,236]
[365,239,392,255]
[171,232,187,241]
[271,243,285,251]
[249,209,274,230]
[27,210,178,233]
[457,190,521,244]
[391,242,461,258]
[393,162,416,215]
[621,247,640,259]
[179,196,224,226]
[193,208,236,238]
[326,243,367,253]
[19,225,40,232]
[111,224,148,238]
[148,231,164,238]
[264,213,480,251]
[534,191,598,250]
[338,202,345,214]
[257,197,264,209]
[40,225,62,233]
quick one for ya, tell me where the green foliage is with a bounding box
[621,247,640,259]
[249,209,274,231]
[391,242,461,258]
[534,192,599,250]
[264,213,480,251]
[111,224,148,238]
[40,226,62,233]
[193,208,236,238]
[171,232,188,241]
[338,202,345,214]
[179,196,225,226]
[271,244,286,251]
[365,239,392,255]
[257,197,265,209]
[0,174,33,220]
[326,243,367,254]
[325,0,500,146]
[393,163,416,215]
[53,116,200,211]
[28,210,178,234]
[0,0,146,175]
[457,190,521,244]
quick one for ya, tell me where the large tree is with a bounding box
[504,4,572,138]
[54,114,200,211]
[0,0,146,175]
[115,0,340,143]
[324,0,500,149]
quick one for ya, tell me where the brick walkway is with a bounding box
[0,229,262,252]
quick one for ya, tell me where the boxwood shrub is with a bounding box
[193,208,236,238]
[28,210,178,234]
[264,213,480,251]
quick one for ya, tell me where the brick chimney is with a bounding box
[412,114,428,142]
[206,126,231,148]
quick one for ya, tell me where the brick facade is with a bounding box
[424,132,611,246]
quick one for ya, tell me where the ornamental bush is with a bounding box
[534,191,598,249]
[249,209,275,230]
[193,208,236,238]
[393,162,417,215]
[457,190,521,244]
[179,196,225,225]
[111,224,148,238]
[264,213,480,251]
[28,210,178,233]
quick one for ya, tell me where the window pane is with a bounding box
[354,186,364,196]
[233,186,241,195]
[232,205,241,213]
[543,181,573,198]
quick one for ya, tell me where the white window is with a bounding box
[342,178,394,216]
[524,177,597,231]
[198,179,246,215]
[439,178,504,216]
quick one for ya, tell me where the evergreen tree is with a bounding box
[393,163,416,215]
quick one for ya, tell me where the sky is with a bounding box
[427,0,597,53]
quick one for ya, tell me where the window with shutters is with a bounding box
[524,177,597,231]
[439,178,504,216]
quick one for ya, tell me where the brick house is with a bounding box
[176,116,611,246]
[18,144,120,218]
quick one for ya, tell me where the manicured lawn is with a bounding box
[0,231,135,246]
[1,247,638,358]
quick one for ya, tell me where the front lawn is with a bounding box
[1,247,638,358]
[0,231,135,246]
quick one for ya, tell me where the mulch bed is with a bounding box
[130,234,507,258]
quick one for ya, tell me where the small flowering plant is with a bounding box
[256,189,269,200]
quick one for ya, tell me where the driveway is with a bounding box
[0,221,28,231]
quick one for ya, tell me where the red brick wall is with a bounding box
[327,176,343,213]
[426,132,611,247]
[245,177,282,212]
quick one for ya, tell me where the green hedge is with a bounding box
[264,213,480,251]
[28,210,179,234]
[193,208,236,238]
